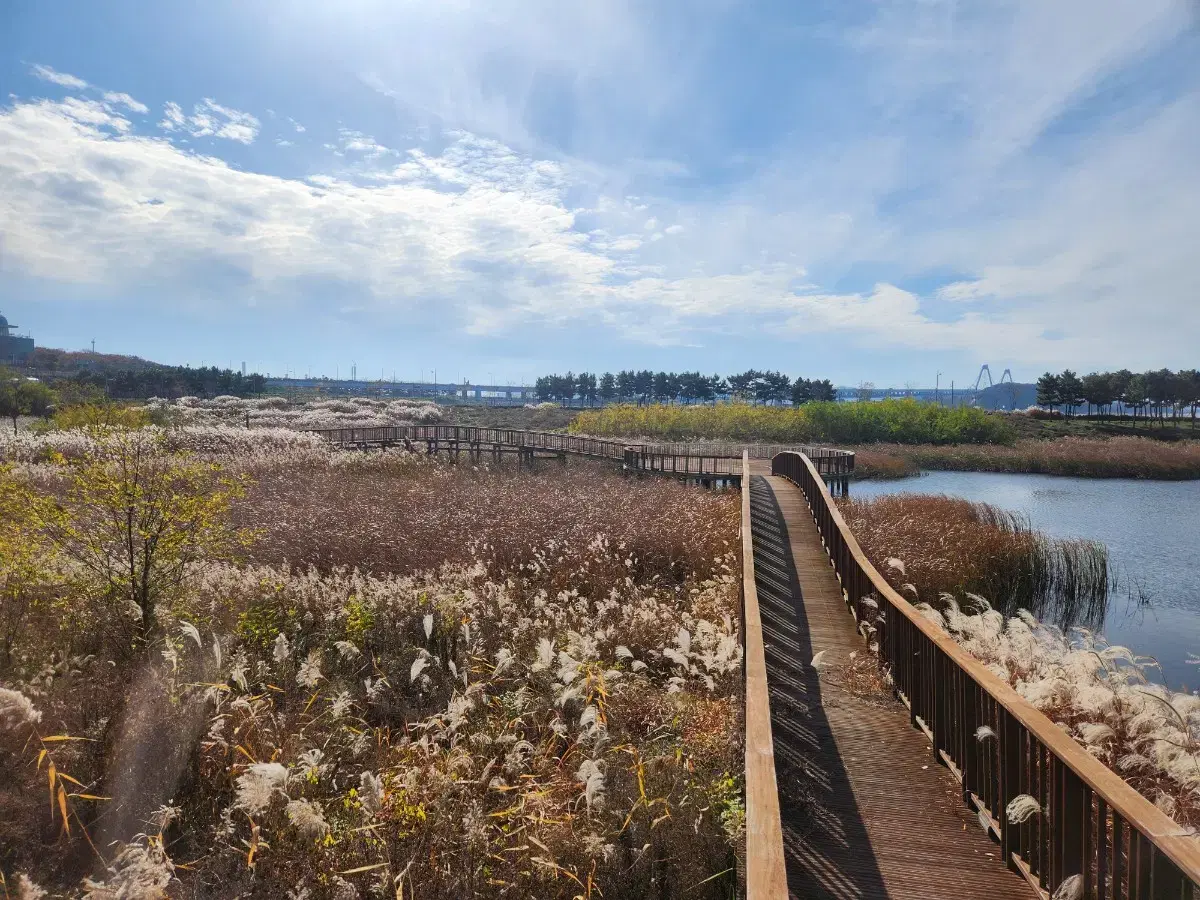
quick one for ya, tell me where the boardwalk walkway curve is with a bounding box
[741,451,1200,900]
[312,424,854,484]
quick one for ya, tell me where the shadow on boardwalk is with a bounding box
[749,474,1034,900]
[750,476,889,899]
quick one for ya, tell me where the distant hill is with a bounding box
[21,347,265,399]
[28,346,169,375]
[974,381,1036,410]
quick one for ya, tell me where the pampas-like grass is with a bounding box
[1,439,742,899]
[1005,794,1042,823]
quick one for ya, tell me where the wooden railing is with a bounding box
[771,451,1200,899]
[310,426,853,480]
[741,452,788,897]
[648,442,856,472]
[310,425,633,460]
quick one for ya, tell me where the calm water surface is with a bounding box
[850,471,1200,689]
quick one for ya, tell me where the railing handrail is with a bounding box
[306,425,856,465]
[773,450,1200,887]
[741,451,788,897]
[307,426,853,479]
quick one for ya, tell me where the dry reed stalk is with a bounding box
[0,445,744,899]
[855,437,1200,480]
[838,493,1109,628]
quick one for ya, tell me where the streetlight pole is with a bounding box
[936,371,942,406]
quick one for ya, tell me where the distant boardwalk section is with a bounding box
[310,424,855,488]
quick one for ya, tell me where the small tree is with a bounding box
[856,381,876,403]
[41,430,252,651]
[1036,372,1061,412]
[652,371,672,403]
[598,372,616,403]
[0,371,57,433]
[727,370,757,402]
[811,380,837,402]
[616,371,636,402]
[1081,373,1116,419]
[1058,370,1084,417]
[791,378,813,406]
[0,466,57,669]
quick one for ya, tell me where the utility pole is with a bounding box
[91,339,96,354]
[951,380,956,407]
[935,372,942,406]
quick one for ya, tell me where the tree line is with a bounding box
[535,369,837,406]
[1036,368,1200,421]
[51,364,267,400]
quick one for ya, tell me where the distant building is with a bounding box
[0,312,35,365]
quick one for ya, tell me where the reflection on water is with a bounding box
[850,471,1200,689]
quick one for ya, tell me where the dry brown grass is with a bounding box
[838,493,1109,628]
[0,446,744,899]
[851,436,1200,480]
[235,455,738,591]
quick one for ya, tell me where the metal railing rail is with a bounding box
[770,451,1200,899]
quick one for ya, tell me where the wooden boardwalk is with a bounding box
[749,473,1035,900]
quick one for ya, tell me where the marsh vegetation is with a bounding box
[0,428,742,899]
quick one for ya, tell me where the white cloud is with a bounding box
[5,0,1200,376]
[0,96,612,330]
[158,98,260,144]
[337,128,394,156]
[288,117,306,133]
[30,64,88,90]
[103,92,150,114]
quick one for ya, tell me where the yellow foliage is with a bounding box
[571,399,1015,445]
[38,428,254,647]
[41,402,154,431]
[0,465,58,660]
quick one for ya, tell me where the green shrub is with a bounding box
[571,399,1015,445]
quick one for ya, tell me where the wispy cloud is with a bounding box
[30,63,88,90]
[337,128,394,157]
[102,91,149,115]
[158,98,260,144]
[0,86,1137,366]
[9,0,1200,375]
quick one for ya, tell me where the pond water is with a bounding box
[850,471,1200,689]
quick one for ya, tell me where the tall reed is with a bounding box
[838,493,1110,629]
[853,437,1200,480]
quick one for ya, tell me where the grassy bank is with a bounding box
[852,436,1200,480]
[573,399,1015,445]
[0,431,742,898]
[837,493,1109,628]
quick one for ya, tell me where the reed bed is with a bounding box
[910,598,1200,832]
[572,399,1015,445]
[853,436,1200,480]
[838,493,1109,629]
[147,395,446,430]
[843,494,1200,830]
[0,435,742,898]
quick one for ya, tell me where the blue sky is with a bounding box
[1,0,1197,387]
